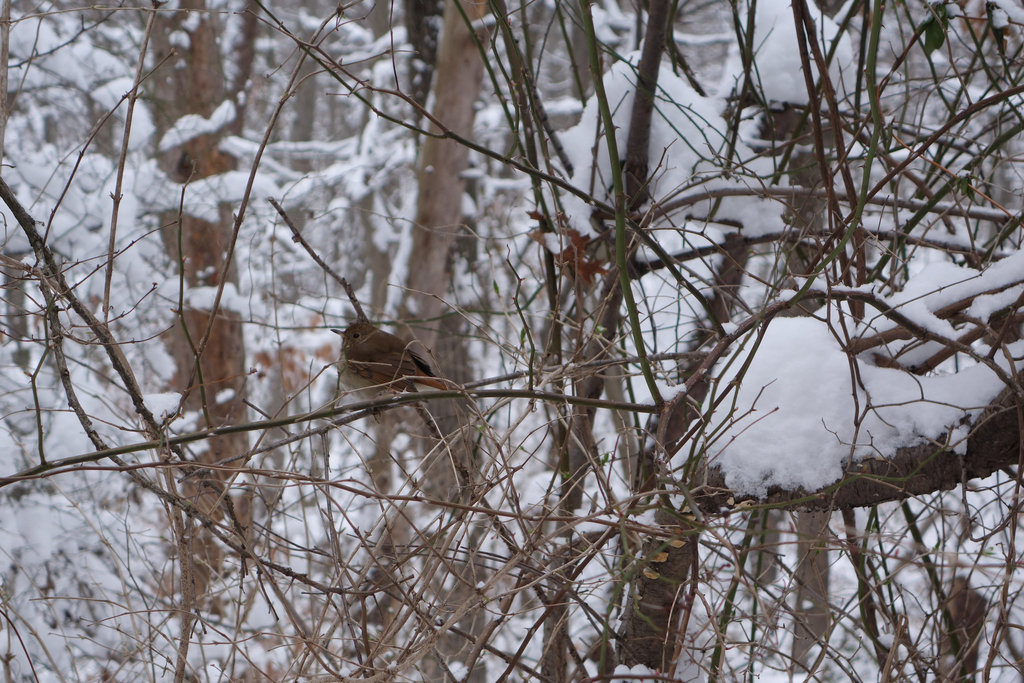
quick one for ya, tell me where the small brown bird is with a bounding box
[332,321,449,392]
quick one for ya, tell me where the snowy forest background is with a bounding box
[2,0,1024,679]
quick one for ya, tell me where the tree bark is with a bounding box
[623,0,670,208]
[698,394,1024,512]
[400,0,487,333]
[150,0,251,610]
[396,1,491,678]
[791,510,832,668]
[403,0,443,116]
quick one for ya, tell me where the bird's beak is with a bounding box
[330,328,343,335]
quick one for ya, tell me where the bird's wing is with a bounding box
[400,350,453,390]
[407,350,438,378]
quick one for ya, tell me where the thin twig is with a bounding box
[268,196,366,321]
[104,6,158,319]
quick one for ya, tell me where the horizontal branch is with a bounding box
[658,184,1016,225]
[694,389,1024,512]
[0,387,659,487]
[631,225,999,277]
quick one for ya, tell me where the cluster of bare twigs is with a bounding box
[1,1,1024,681]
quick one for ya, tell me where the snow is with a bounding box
[943,3,964,19]
[699,314,1013,498]
[169,29,190,50]
[152,169,280,222]
[91,77,156,149]
[857,252,1024,341]
[968,285,1024,322]
[2,1,1023,679]
[558,51,761,236]
[703,244,1024,500]
[179,10,202,33]
[184,282,247,314]
[610,663,659,679]
[990,0,1024,24]
[158,100,237,153]
[11,18,126,92]
[720,0,855,105]
[144,392,182,419]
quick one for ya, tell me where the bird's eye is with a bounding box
[352,332,360,338]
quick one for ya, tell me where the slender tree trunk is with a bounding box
[398,1,490,678]
[403,0,443,116]
[0,0,26,376]
[791,511,832,669]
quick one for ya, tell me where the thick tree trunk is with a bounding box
[150,0,251,610]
